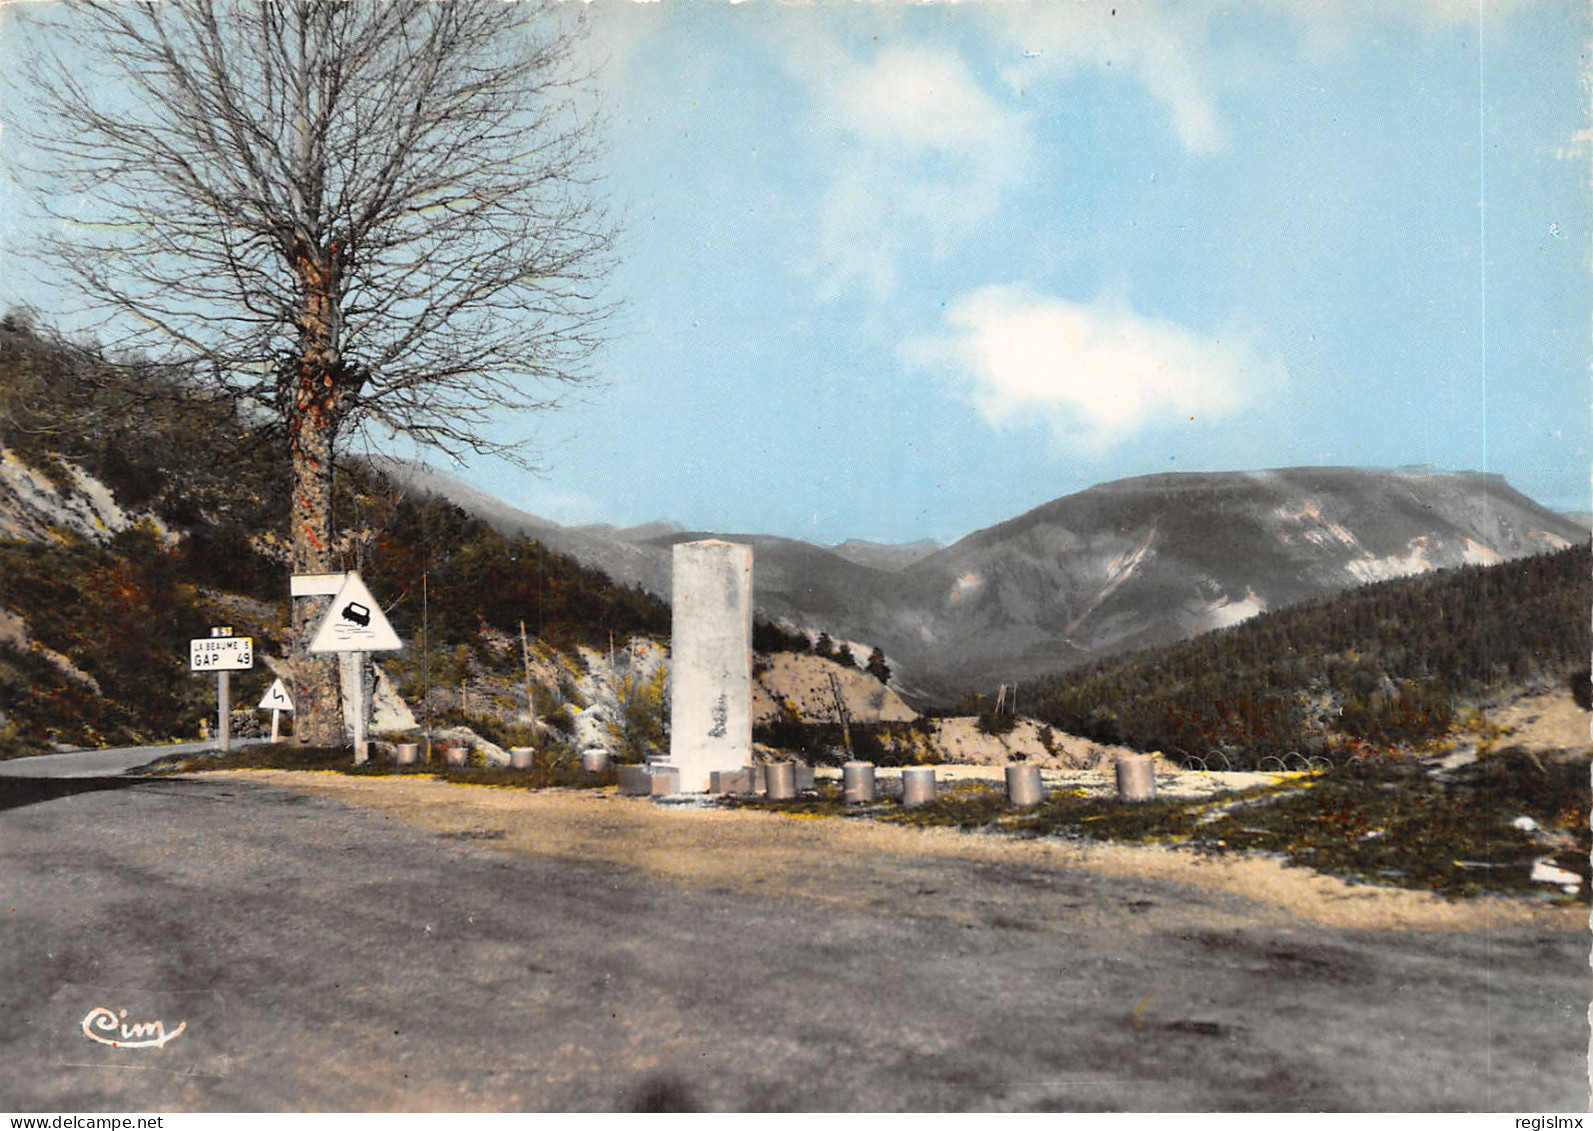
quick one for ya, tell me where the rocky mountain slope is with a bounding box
[0,448,147,543]
[751,651,917,727]
[1026,538,1591,768]
[885,468,1583,692]
[828,538,942,572]
[390,460,1586,698]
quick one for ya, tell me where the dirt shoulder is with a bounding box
[206,769,1585,934]
[1484,689,1593,753]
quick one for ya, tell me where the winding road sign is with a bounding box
[258,679,294,712]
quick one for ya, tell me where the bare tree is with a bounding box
[9,0,616,742]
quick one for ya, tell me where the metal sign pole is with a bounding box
[270,708,282,744]
[353,651,368,764]
[218,670,231,755]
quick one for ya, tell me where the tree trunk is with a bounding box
[289,404,344,745]
[283,227,355,751]
[287,250,348,746]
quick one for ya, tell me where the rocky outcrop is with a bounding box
[923,717,1125,770]
[0,447,153,544]
[0,606,101,695]
[751,652,915,726]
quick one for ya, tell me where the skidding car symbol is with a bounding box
[341,601,371,627]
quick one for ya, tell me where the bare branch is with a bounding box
[7,0,617,457]
[6,0,618,741]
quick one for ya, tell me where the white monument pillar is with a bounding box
[669,539,753,792]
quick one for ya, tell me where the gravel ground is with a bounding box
[3,767,1584,1111]
[223,770,1579,934]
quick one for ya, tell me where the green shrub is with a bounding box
[975,710,1018,737]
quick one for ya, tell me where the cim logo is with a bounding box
[81,1006,186,1049]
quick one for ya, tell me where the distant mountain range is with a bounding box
[373,459,1588,699]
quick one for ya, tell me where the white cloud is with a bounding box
[784,39,1028,299]
[1266,0,1536,35]
[814,44,1018,152]
[989,0,1534,156]
[1557,127,1593,162]
[906,285,1282,451]
[991,4,1231,154]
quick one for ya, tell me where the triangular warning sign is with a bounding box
[308,571,403,653]
[258,678,294,712]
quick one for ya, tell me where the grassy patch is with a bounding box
[153,742,619,790]
[1013,790,1247,844]
[725,783,858,819]
[723,753,1590,902]
[878,780,1012,830]
[1185,750,1589,900]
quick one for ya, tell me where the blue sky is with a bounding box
[4,1,1589,545]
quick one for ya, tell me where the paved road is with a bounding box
[0,770,1586,1112]
[0,742,261,779]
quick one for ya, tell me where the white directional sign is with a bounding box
[291,573,346,598]
[308,571,402,653]
[257,678,294,712]
[190,636,254,671]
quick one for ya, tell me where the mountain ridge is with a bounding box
[382,459,1586,698]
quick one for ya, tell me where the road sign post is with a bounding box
[218,670,230,754]
[257,678,295,743]
[307,572,403,764]
[190,631,254,755]
[352,653,367,763]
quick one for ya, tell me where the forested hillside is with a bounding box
[1028,542,1591,768]
[0,318,669,756]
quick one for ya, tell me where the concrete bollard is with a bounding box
[393,743,419,767]
[1116,755,1157,802]
[509,747,534,770]
[842,761,876,805]
[648,763,680,796]
[901,765,937,808]
[765,762,796,801]
[444,743,470,768]
[710,767,756,794]
[581,748,610,774]
[793,765,816,792]
[620,764,680,796]
[1005,764,1044,807]
[617,765,653,796]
